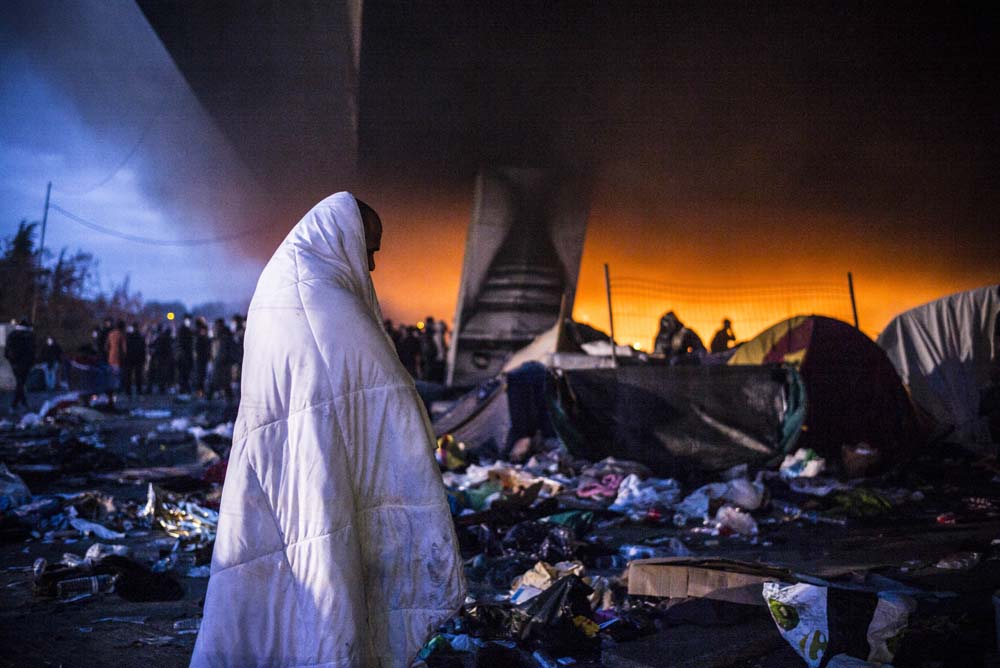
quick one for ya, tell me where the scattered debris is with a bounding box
[3,360,999,667]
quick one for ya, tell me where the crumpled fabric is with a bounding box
[576,458,652,500]
[608,474,681,513]
[191,193,465,668]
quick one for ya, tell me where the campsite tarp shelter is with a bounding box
[730,315,924,462]
[877,285,1000,444]
[502,318,615,372]
[549,363,803,477]
[433,362,556,459]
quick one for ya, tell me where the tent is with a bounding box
[877,285,1000,444]
[432,320,625,459]
[730,315,924,462]
[441,321,805,477]
[502,318,619,372]
[433,362,556,459]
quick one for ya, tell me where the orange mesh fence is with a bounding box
[609,276,855,351]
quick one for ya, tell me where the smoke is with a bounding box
[352,2,998,329]
[0,1,276,266]
[359,3,996,235]
[3,2,993,323]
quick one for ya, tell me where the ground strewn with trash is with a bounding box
[0,393,230,668]
[2,386,1000,667]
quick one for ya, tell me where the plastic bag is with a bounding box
[721,478,765,510]
[516,575,599,657]
[608,474,681,513]
[715,505,758,536]
[780,448,826,479]
[866,592,915,664]
[763,581,829,668]
[0,463,31,512]
[69,517,125,540]
[764,581,911,667]
[509,561,585,605]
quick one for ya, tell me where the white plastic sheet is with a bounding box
[878,285,999,444]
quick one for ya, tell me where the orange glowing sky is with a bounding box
[6,2,995,329]
[367,183,997,346]
[352,4,998,347]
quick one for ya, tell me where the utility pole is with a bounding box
[30,181,51,324]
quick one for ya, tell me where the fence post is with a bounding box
[604,263,617,367]
[848,271,859,329]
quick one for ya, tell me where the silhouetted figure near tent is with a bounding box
[175,315,194,394]
[230,315,245,397]
[653,311,706,360]
[106,320,127,404]
[5,319,35,409]
[395,323,408,356]
[96,317,112,359]
[150,325,174,394]
[208,318,235,402]
[431,319,448,382]
[420,316,440,381]
[398,326,422,378]
[384,319,401,350]
[40,335,62,390]
[194,319,211,397]
[710,318,736,353]
[123,323,146,398]
[142,325,157,393]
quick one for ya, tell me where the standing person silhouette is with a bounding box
[5,319,35,409]
[710,318,736,353]
[191,193,463,668]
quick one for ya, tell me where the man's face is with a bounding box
[362,210,382,272]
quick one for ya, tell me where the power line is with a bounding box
[49,202,263,246]
[54,106,165,197]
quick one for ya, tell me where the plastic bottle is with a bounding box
[56,574,117,599]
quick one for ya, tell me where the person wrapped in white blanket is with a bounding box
[191,193,465,668]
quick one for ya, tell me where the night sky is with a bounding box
[2,2,997,337]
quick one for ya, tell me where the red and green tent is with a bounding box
[730,316,924,464]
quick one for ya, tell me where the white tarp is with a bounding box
[191,193,464,668]
[877,285,1000,444]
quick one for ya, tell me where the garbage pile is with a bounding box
[1,403,233,610]
[4,460,221,594]
[417,436,1000,666]
[4,387,1000,667]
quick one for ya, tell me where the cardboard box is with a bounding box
[627,558,794,606]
